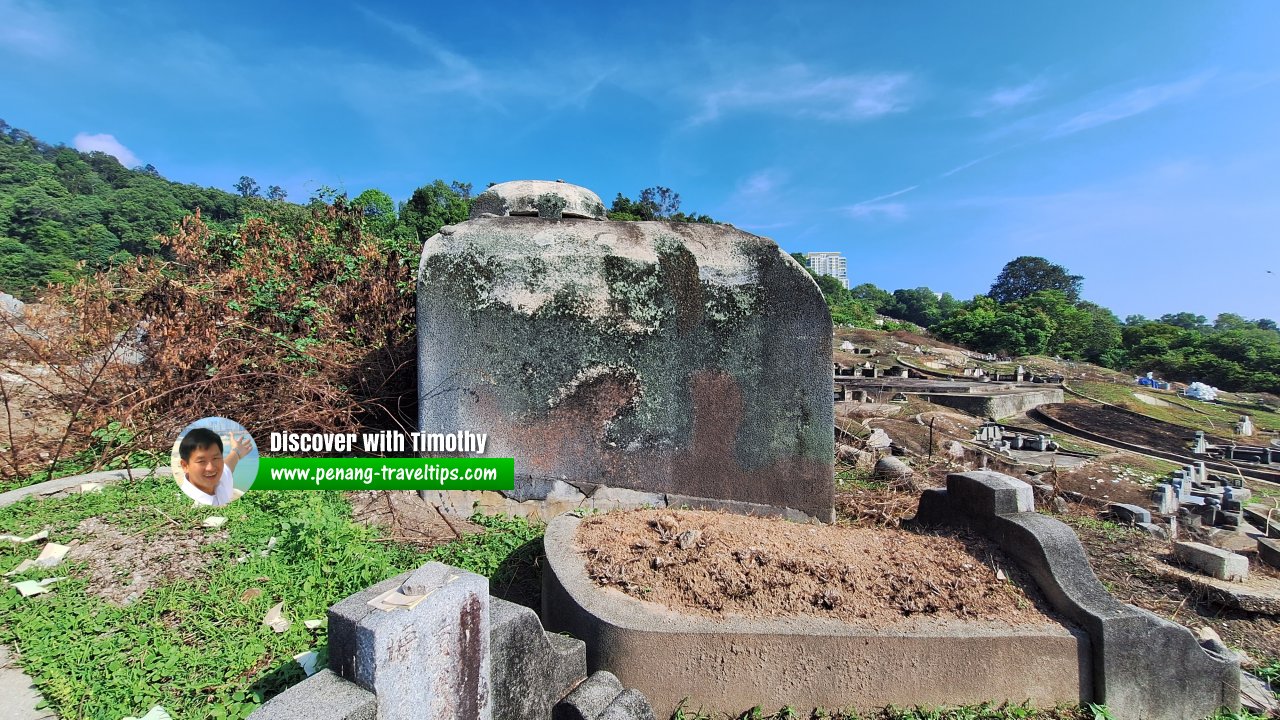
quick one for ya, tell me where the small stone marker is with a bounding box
[329,562,491,720]
[1108,503,1152,525]
[1173,541,1249,582]
[202,516,228,529]
[1257,539,1280,570]
[1237,416,1254,436]
[1152,484,1177,515]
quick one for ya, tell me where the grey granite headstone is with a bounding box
[328,563,491,720]
[418,181,834,521]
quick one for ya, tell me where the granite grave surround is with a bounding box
[540,471,1239,719]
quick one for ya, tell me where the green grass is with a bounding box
[1060,515,1142,543]
[836,465,881,491]
[1070,382,1280,435]
[0,475,542,720]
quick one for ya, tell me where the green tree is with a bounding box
[234,176,261,198]
[352,188,398,238]
[988,256,1083,304]
[399,180,472,242]
[934,295,1053,356]
[813,274,849,304]
[608,188,715,223]
[1157,312,1208,330]
[887,287,942,327]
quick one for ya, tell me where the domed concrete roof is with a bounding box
[469,180,607,220]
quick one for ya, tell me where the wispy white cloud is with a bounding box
[1050,72,1212,137]
[842,185,917,220]
[346,6,611,115]
[939,152,1005,178]
[0,0,71,59]
[354,6,488,98]
[973,79,1047,116]
[691,65,913,125]
[844,202,907,220]
[734,169,787,199]
[851,184,918,205]
[73,132,140,167]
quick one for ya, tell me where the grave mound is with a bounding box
[576,508,1055,626]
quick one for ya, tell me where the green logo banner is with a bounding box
[254,457,515,491]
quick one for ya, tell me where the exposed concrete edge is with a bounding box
[429,481,831,524]
[0,466,170,508]
[891,354,966,380]
[913,471,1240,720]
[542,513,1089,715]
[249,669,376,720]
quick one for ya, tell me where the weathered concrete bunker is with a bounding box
[418,180,834,521]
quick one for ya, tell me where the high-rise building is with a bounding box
[805,252,848,289]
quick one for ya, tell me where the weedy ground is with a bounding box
[1,468,1273,720]
[0,472,541,720]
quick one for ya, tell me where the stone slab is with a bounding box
[1173,541,1249,582]
[1107,503,1151,525]
[491,597,586,720]
[946,471,1034,517]
[0,466,171,508]
[1141,556,1280,616]
[598,689,656,720]
[0,645,55,720]
[1257,538,1280,570]
[249,670,375,720]
[553,670,623,720]
[1243,504,1280,538]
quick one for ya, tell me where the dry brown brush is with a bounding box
[0,199,418,483]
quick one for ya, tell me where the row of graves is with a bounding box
[1193,429,1280,465]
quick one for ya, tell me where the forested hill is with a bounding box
[0,120,245,297]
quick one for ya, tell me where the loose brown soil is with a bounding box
[1027,452,1164,507]
[347,491,481,546]
[1039,402,1226,454]
[66,516,226,605]
[577,508,1058,627]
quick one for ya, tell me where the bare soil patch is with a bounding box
[1031,453,1161,506]
[1040,402,1227,454]
[348,491,482,546]
[66,516,226,605]
[577,508,1058,627]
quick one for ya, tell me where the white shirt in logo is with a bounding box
[179,465,234,507]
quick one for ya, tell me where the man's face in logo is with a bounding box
[182,443,225,495]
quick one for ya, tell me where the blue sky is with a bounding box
[3,1,1278,321]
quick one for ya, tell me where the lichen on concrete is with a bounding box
[418,206,834,521]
